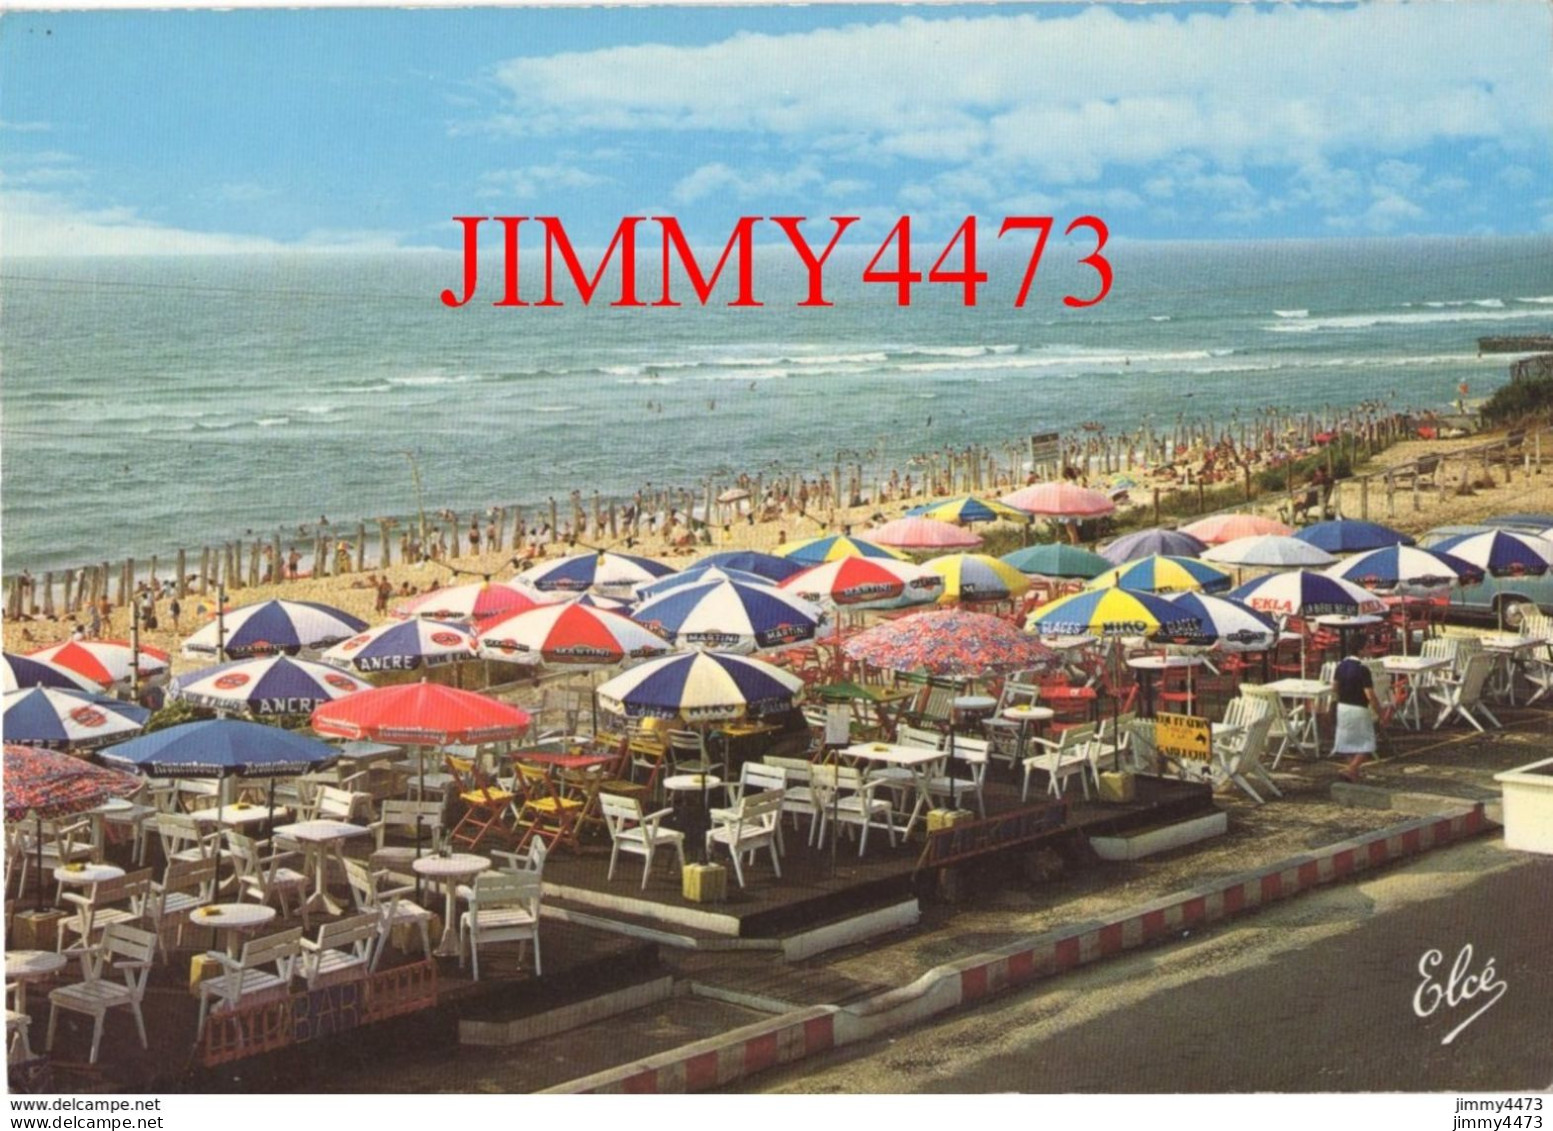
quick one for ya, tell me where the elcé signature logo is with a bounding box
[1414,943,1507,1045]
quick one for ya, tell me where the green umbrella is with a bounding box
[1000,543,1112,579]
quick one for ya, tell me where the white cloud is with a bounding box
[0,118,50,133]
[477,164,610,200]
[671,162,824,204]
[488,6,1550,187]
[1,190,425,257]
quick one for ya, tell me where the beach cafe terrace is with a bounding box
[6,542,1553,1092]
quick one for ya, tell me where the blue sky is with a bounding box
[3,2,1550,255]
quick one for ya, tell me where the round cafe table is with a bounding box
[1127,654,1204,718]
[4,950,66,1015]
[190,903,277,957]
[412,853,490,957]
[52,862,125,893]
[1001,704,1055,768]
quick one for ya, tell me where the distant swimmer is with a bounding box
[926,415,933,428]
[709,399,717,411]
[749,381,757,391]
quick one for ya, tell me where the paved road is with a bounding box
[753,838,1553,1093]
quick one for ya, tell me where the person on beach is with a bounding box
[375,575,392,614]
[287,547,301,581]
[87,602,102,637]
[168,597,181,630]
[1330,655,1387,782]
[468,520,481,555]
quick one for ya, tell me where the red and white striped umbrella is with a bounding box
[394,581,540,625]
[476,603,671,667]
[780,556,945,609]
[27,639,170,686]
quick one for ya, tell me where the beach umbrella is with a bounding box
[1201,535,1338,569]
[632,578,823,654]
[100,719,342,879]
[1084,555,1233,595]
[1,687,149,749]
[907,495,1027,525]
[774,534,909,564]
[2,652,103,694]
[1228,570,1388,619]
[5,743,142,911]
[841,608,1057,678]
[394,581,540,625]
[594,651,804,722]
[25,640,169,687]
[565,592,635,613]
[4,743,139,823]
[1293,519,1415,554]
[181,599,368,659]
[169,655,371,717]
[1099,528,1209,565]
[476,603,671,666]
[100,719,339,780]
[321,619,477,673]
[1179,513,1293,545]
[1158,593,1279,652]
[923,553,1031,604]
[1000,482,1117,518]
[1026,587,1207,640]
[864,516,983,551]
[633,565,777,602]
[780,556,945,610]
[999,543,1112,580]
[515,551,675,599]
[1428,530,1553,578]
[692,551,807,583]
[1323,546,1484,594]
[310,682,533,747]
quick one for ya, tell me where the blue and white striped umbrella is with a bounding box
[595,651,805,722]
[515,551,676,598]
[1228,570,1387,620]
[633,565,777,602]
[2,652,102,694]
[1323,545,1484,594]
[181,599,367,659]
[170,655,371,716]
[321,619,477,673]
[1160,593,1279,651]
[2,686,149,749]
[564,592,636,615]
[1429,529,1553,577]
[632,578,823,654]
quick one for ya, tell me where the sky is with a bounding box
[2,2,1551,256]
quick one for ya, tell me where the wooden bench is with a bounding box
[1393,453,1442,489]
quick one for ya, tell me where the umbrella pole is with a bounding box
[35,813,44,915]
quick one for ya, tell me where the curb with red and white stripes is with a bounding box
[545,804,1488,1093]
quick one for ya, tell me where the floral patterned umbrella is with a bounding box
[3,743,139,822]
[841,608,1057,677]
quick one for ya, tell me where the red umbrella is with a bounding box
[1001,482,1116,518]
[310,682,531,746]
[864,516,982,551]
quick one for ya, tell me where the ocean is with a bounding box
[3,234,1550,577]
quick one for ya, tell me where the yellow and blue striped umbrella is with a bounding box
[908,495,1027,524]
[1084,554,1232,595]
[1026,586,1205,639]
[924,553,1030,604]
[774,534,909,564]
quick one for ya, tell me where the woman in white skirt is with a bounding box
[1330,655,1385,782]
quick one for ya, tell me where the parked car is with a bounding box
[1418,516,1553,627]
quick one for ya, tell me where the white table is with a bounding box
[1481,634,1549,705]
[271,820,371,916]
[1262,677,1333,756]
[1000,705,1055,766]
[52,862,124,890]
[193,803,283,829]
[4,950,66,1015]
[190,903,277,957]
[842,742,946,839]
[1383,655,1453,729]
[412,854,490,957]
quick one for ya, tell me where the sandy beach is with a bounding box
[6,416,1546,678]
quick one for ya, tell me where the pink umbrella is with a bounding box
[1181,513,1294,545]
[1001,482,1116,518]
[864,516,982,551]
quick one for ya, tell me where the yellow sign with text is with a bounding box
[1156,712,1212,762]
